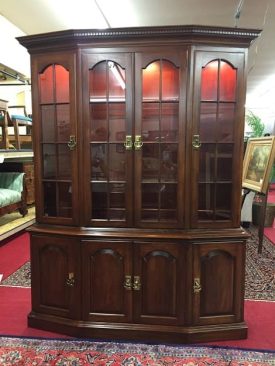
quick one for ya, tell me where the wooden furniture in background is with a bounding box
[0,172,28,217]
[18,25,260,343]
[7,105,33,150]
[0,161,35,204]
[0,99,9,149]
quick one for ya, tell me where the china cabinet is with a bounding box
[18,25,260,343]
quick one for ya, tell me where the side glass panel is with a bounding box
[89,61,127,222]
[198,60,236,222]
[39,64,72,218]
[141,60,179,222]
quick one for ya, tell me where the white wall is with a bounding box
[246,74,275,135]
[0,15,31,111]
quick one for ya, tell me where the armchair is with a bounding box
[0,172,28,217]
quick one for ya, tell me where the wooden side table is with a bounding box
[0,99,9,149]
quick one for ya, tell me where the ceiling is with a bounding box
[0,0,274,102]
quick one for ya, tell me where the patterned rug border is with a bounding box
[0,334,275,354]
[0,336,274,365]
[0,261,31,288]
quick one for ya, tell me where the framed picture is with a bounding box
[242,136,275,194]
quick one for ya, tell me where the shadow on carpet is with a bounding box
[1,225,274,301]
[0,336,274,365]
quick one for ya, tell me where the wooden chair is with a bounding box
[7,105,32,150]
[0,99,12,149]
[0,108,10,149]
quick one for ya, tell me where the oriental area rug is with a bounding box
[0,336,274,366]
[1,225,274,302]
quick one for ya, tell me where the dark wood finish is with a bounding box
[19,25,260,343]
[82,240,133,322]
[30,235,81,319]
[192,241,246,325]
[0,99,9,149]
[133,241,186,326]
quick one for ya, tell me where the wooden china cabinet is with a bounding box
[18,25,260,343]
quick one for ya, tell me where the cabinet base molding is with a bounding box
[28,313,247,344]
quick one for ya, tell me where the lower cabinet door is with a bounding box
[31,234,81,319]
[82,240,132,323]
[192,241,246,325]
[133,241,185,326]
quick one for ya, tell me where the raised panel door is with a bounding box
[192,241,245,325]
[133,241,185,325]
[190,51,245,228]
[30,235,81,319]
[82,240,132,323]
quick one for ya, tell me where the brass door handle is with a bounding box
[192,134,201,150]
[124,135,133,150]
[124,275,132,290]
[132,275,141,290]
[134,135,143,151]
[65,272,75,287]
[67,135,77,150]
[193,277,202,293]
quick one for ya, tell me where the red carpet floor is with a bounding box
[0,232,30,279]
[0,232,275,350]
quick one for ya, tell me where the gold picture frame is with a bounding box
[242,136,275,194]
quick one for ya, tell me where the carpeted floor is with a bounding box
[0,206,35,241]
[1,225,274,302]
[0,261,31,288]
[0,336,274,365]
[245,226,275,301]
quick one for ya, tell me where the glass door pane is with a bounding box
[39,63,73,219]
[197,59,237,224]
[140,60,180,224]
[89,60,128,223]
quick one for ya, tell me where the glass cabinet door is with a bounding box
[35,54,78,224]
[191,52,245,228]
[135,53,186,228]
[82,54,133,226]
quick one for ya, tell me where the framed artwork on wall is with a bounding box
[242,136,275,194]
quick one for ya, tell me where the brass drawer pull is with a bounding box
[132,275,141,291]
[124,275,132,290]
[65,272,75,287]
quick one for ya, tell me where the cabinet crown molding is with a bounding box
[17,25,261,51]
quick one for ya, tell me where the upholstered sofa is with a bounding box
[0,172,28,217]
